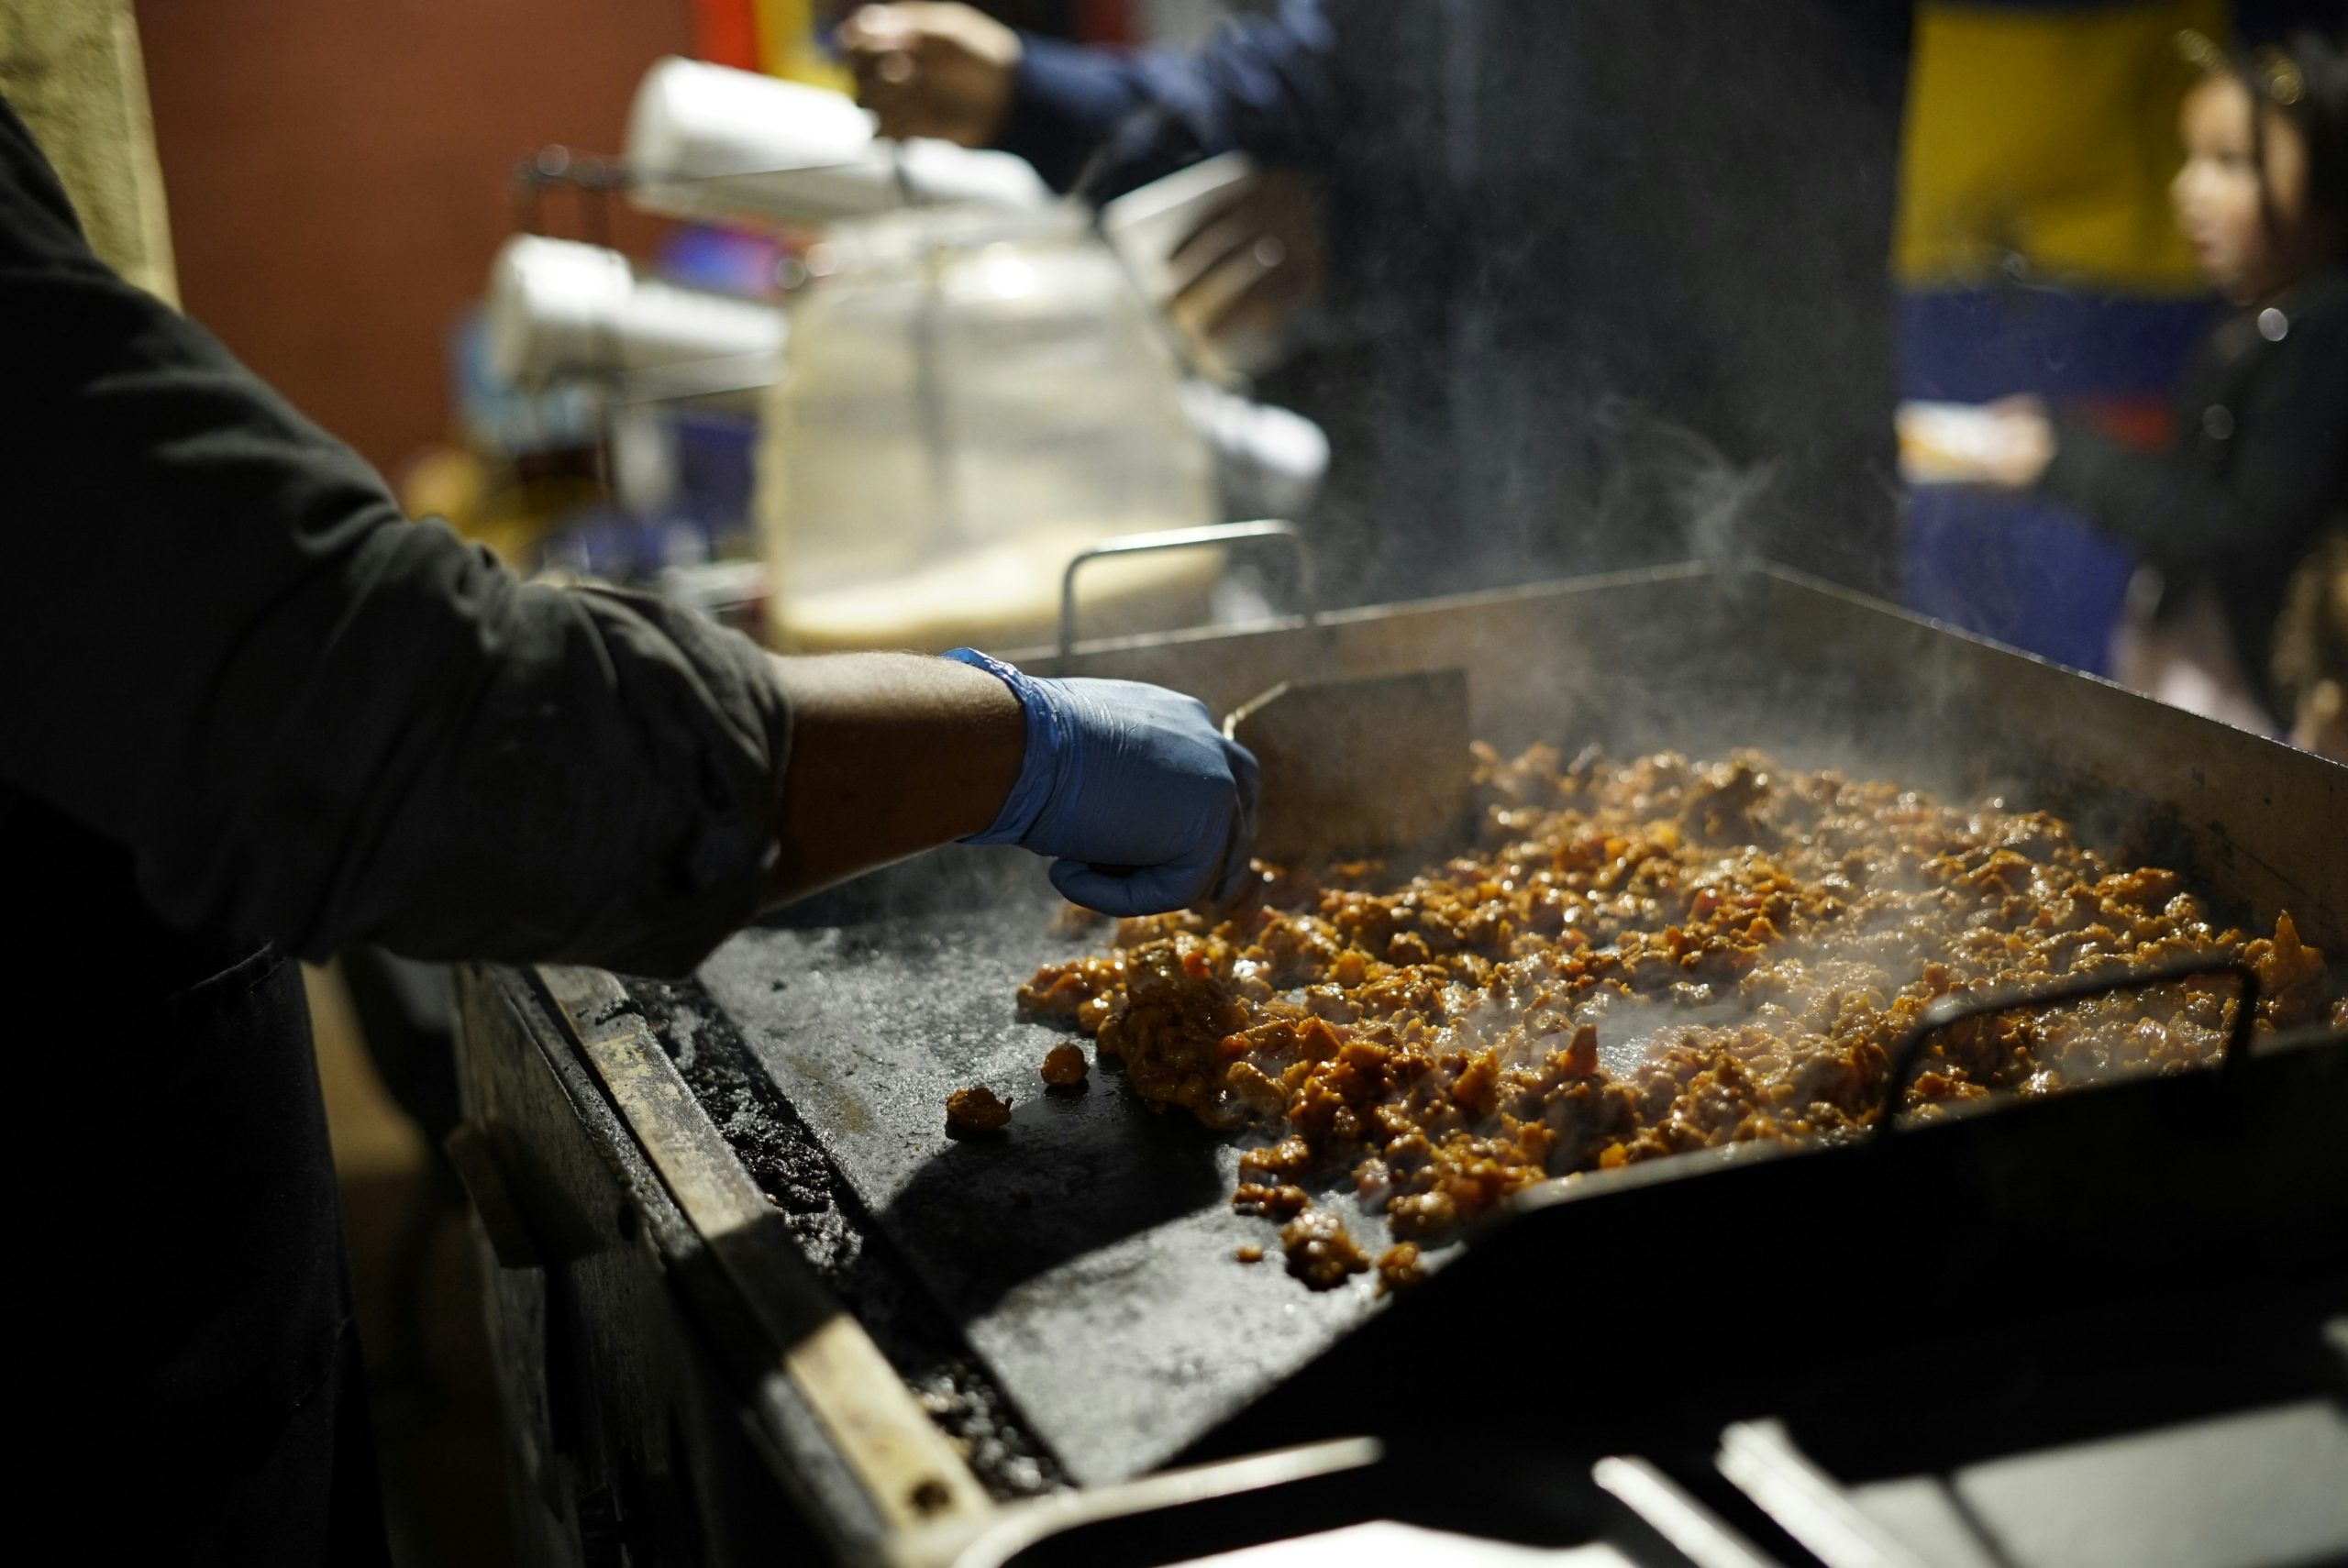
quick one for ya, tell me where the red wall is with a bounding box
[135,0,692,478]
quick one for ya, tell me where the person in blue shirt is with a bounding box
[845,1,1913,606]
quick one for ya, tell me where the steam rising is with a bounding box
[1584,398,1785,574]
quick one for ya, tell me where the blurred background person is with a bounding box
[842,0,1915,607]
[1968,28,2346,734]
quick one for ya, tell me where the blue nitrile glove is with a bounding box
[944,648,1259,914]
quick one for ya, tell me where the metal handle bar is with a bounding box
[1873,954,2260,1140]
[1058,519,1318,663]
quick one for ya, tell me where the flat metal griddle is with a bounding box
[696,855,1391,1486]
[677,563,2348,1492]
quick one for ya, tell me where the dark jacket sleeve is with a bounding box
[0,100,789,977]
[2036,295,2348,574]
[994,0,1341,193]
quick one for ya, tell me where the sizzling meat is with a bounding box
[1021,748,2335,1288]
[1280,1209,1369,1288]
[1374,1242,1424,1295]
[946,1085,1013,1135]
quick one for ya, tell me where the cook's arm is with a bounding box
[846,0,1340,194]
[0,98,1247,976]
[0,96,793,975]
[763,651,1021,900]
[764,650,1258,912]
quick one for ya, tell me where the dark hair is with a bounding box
[2276,32,2348,235]
[2182,28,2348,252]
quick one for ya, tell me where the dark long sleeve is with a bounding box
[0,100,790,977]
[2033,271,2348,701]
[2037,282,2348,574]
[994,0,1341,193]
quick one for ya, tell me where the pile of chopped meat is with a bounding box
[1019,748,2338,1289]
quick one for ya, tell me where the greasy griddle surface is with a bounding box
[696,848,1388,1485]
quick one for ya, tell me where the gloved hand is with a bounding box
[945,649,1258,914]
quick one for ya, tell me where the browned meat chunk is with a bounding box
[2247,910,2328,1028]
[1040,1043,1089,1087]
[1280,1208,1368,1290]
[945,1086,1012,1136]
[1238,1135,1313,1183]
[1017,956,1121,1020]
[1232,1183,1310,1220]
[1376,1242,1425,1294]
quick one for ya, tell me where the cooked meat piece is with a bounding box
[1017,955,1122,1021]
[1280,1208,1368,1290]
[1238,1135,1313,1183]
[1050,900,1109,936]
[1040,1043,1089,1087]
[1092,939,1253,1128]
[1375,1242,1425,1294]
[2247,911,2328,1028]
[1235,1245,1265,1264]
[1027,747,2335,1277]
[1232,1183,1310,1220]
[945,1086,1012,1136]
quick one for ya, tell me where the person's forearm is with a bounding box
[992,35,1157,187]
[764,651,1024,902]
[2038,419,2318,571]
[2037,423,2232,565]
[997,0,1339,192]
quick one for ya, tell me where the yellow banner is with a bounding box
[1898,0,2224,291]
[756,0,853,91]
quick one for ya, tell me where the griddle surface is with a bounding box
[695,848,1390,1485]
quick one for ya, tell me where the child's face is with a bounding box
[2172,74,2314,299]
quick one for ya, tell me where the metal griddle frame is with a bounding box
[459,961,1896,1568]
[453,562,2348,1567]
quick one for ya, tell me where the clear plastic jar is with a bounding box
[758,204,1214,645]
